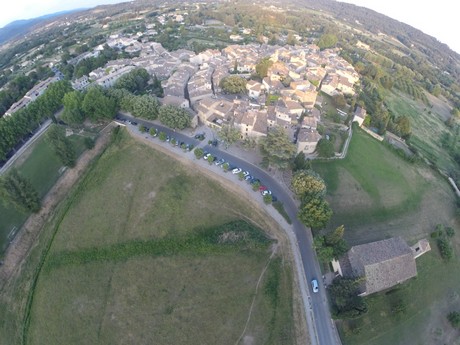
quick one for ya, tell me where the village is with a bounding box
[5,26,362,156]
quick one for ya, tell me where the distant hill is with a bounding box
[0,9,86,45]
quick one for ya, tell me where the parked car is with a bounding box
[245,175,253,181]
[261,190,272,196]
[271,195,278,202]
[131,121,138,126]
[259,185,268,192]
[166,136,170,142]
[194,133,206,141]
[243,171,250,177]
[203,153,211,160]
[232,168,242,174]
[215,158,225,166]
[311,279,319,293]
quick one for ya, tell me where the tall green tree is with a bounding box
[220,76,247,94]
[218,124,241,148]
[255,57,273,79]
[316,138,335,158]
[259,126,296,169]
[131,94,160,120]
[291,169,327,200]
[0,168,40,212]
[113,68,150,93]
[158,105,191,129]
[46,125,76,167]
[62,91,84,124]
[82,86,116,121]
[298,197,333,229]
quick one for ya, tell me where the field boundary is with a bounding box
[0,123,115,291]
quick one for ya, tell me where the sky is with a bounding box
[0,0,458,54]
[340,0,459,54]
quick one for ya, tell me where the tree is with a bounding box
[158,105,191,129]
[218,124,241,148]
[46,125,76,167]
[447,311,460,328]
[263,194,273,204]
[291,152,311,172]
[259,126,296,169]
[291,169,327,200]
[113,68,150,93]
[332,94,347,109]
[316,138,335,158]
[82,86,116,121]
[394,116,411,139]
[220,75,247,94]
[314,236,334,262]
[325,225,349,258]
[255,57,273,79]
[194,148,204,159]
[317,33,338,50]
[329,277,368,319]
[298,197,333,229]
[158,132,167,141]
[131,94,159,120]
[0,168,40,213]
[62,91,84,124]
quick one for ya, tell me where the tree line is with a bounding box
[0,80,72,161]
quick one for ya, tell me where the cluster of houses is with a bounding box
[5,26,361,155]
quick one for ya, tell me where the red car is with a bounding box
[259,185,268,192]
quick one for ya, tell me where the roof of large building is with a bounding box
[340,237,417,295]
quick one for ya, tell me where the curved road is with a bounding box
[117,114,340,345]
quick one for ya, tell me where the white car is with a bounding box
[311,279,319,293]
[203,153,211,160]
[232,168,242,174]
[261,190,272,196]
[243,171,250,177]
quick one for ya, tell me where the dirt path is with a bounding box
[0,123,115,289]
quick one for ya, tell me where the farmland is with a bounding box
[0,129,295,345]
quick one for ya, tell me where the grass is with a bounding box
[314,127,420,239]
[0,129,295,345]
[313,126,460,345]
[340,243,460,345]
[273,201,292,224]
[0,130,91,255]
[385,92,457,173]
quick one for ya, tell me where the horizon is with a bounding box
[0,0,459,54]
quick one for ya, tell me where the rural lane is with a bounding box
[117,114,341,345]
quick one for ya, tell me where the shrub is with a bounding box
[263,194,273,204]
[158,132,167,141]
[437,238,453,261]
[84,137,95,149]
[194,148,204,159]
[445,227,455,238]
[447,311,460,328]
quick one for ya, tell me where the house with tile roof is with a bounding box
[336,237,421,296]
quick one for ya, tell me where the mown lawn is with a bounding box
[2,129,295,345]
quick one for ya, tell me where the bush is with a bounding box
[437,237,453,261]
[448,311,460,328]
[445,227,455,238]
[158,132,167,141]
[252,181,261,191]
[194,148,204,159]
[263,194,273,204]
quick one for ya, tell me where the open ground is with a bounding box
[0,128,298,345]
[313,127,460,345]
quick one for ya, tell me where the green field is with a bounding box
[313,126,460,345]
[0,128,90,256]
[0,129,295,345]
[313,126,457,245]
[385,92,457,173]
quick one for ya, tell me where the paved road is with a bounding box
[117,114,341,345]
